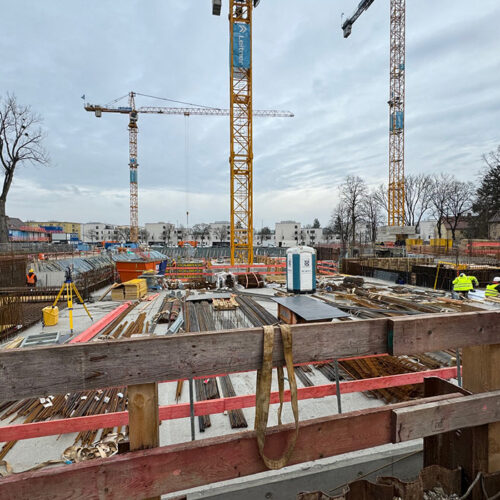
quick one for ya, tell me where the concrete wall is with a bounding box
[166,442,422,500]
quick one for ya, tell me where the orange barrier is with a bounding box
[0,366,458,443]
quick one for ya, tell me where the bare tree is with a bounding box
[116,226,130,242]
[372,183,388,223]
[430,173,453,238]
[214,225,228,242]
[192,223,210,245]
[86,229,99,243]
[445,180,475,241]
[362,192,382,244]
[162,224,174,246]
[258,226,271,244]
[331,201,351,255]
[339,175,367,247]
[404,173,433,231]
[0,94,49,243]
[138,228,149,243]
[323,226,335,243]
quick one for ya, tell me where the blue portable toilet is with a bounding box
[286,246,316,294]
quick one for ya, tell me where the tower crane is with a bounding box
[212,0,260,265]
[84,91,293,243]
[342,0,406,228]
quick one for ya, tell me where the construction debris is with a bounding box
[212,295,239,310]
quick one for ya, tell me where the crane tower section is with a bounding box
[128,92,139,243]
[388,0,405,226]
[229,0,254,264]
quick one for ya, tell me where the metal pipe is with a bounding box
[189,378,195,441]
[456,349,462,388]
[334,359,342,414]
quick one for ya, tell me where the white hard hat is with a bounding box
[493,277,500,283]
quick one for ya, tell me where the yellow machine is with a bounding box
[47,267,93,333]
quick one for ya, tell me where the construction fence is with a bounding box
[342,257,500,290]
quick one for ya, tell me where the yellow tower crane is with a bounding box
[84,92,292,244]
[213,0,259,265]
[342,0,406,227]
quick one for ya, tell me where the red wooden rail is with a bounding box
[0,366,458,443]
[69,302,131,344]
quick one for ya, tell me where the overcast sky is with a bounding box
[2,0,499,228]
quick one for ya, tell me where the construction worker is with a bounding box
[468,275,479,289]
[452,273,473,298]
[26,268,37,287]
[485,277,500,298]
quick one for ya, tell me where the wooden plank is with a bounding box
[423,377,487,499]
[0,368,459,443]
[128,383,160,500]
[392,390,500,442]
[463,343,500,473]
[389,310,500,355]
[128,383,159,450]
[69,302,131,344]
[0,311,498,402]
[0,318,390,401]
[0,395,464,500]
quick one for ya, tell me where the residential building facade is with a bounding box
[145,223,176,245]
[81,223,118,243]
[25,221,82,239]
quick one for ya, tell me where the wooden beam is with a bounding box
[0,318,390,401]
[128,383,159,451]
[392,390,500,442]
[0,311,498,402]
[422,377,488,499]
[128,383,160,500]
[463,343,500,473]
[0,368,459,443]
[0,395,463,500]
[388,311,500,355]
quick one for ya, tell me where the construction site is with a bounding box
[1,1,500,499]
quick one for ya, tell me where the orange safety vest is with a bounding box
[26,273,36,284]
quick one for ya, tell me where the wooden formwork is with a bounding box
[0,311,499,499]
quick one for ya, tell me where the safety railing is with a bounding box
[0,310,499,499]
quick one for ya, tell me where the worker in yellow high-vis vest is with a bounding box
[485,277,500,298]
[468,275,479,289]
[452,273,473,298]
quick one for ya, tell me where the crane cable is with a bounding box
[135,92,223,111]
[185,114,190,228]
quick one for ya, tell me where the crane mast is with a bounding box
[388,0,405,226]
[343,0,406,227]
[229,0,254,265]
[128,92,139,242]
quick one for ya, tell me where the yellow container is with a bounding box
[406,238,423,246]
[42,306,59,326]
[430,238,451,247]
